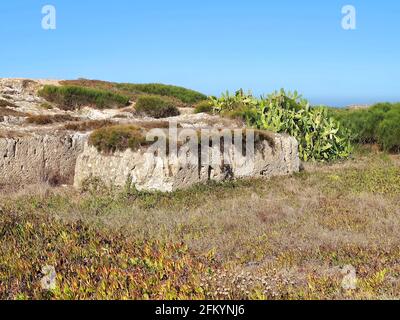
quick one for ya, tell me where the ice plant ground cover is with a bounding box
[1,148,399,300]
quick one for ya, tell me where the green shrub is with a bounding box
[377,109,400,152]
[210,89,353,162]
[372,102,395,113]
[329,102,400,152]
[116,83,206,104]
[329,107,385,144]
[194,100,214,114]
[38,85,130,110]
[135,95,180,118]
[60,79,207,107]
[89,125,151,153]
[0,107,27,118]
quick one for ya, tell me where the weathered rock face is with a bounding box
[74,132,300,192]
[0,133,86,186]
[0,78,301,191]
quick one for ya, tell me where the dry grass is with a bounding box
[63,120,114,132]
[26,114,79,125]
[60,79,204,107]
[134,120,183,130]
[1,150,399,299]
[0,99,19,109]
[0,130,28,139]
[0,106,28,119]
[38,85,130,111]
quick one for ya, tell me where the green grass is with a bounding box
[116,83,207,104]
[377,108,400,152]
[63,120,114,132]
[135,95,180,118]
[60,80,207,106]
[38,85,130,110]
[39,102,54,110]
[210,90,353,162]
[329,103,400,152]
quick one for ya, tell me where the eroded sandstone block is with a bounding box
[0,133,86,186]
[74,132,300,192]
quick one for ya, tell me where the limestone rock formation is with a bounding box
[0,133,86,186]
[0,78,301,191]
[74,133,299,192]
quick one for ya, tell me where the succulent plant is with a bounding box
[209,89,353,162]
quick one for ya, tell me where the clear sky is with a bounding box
[0,0,399,106]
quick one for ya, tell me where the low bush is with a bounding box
[116,83,206,104]
[60,79,207,107]
[38,85,130,110]
[135,96,180,119]
[194,100,214,114]
[377,109,400,152]
[60,79,116,91]
[329,108,384,143]
[88,125,151,153]
[210,90,353,162]
[330,102,400,152]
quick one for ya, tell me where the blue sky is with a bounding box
[0,0,399,106]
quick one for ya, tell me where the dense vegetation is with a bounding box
[88,125,151,154]
[135,95,180,118]
[39,85,130,110]
[209,90,353,162]
[116,83,207,104]
[61,79,206,107]
[329,103,400,152]
[0,106,28,119]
